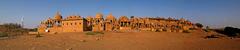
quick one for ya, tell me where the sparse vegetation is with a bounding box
[195,23,203,28]
[204,29,210,32]
[29,28,38,32]
[189,28,197,30]
[204,26,211,32]
[85,31,104,35]
[0,23,28,37]
[36,33,42,38]
[204,34,225,39]
[206,26,210,29]
[223,27,240,37]
[183,30,191,33]
[0,32,8,37]
[213,27,240,37]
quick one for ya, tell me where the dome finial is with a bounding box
[54,11,62,20]
[106,13,115,19]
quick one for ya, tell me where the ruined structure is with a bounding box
[38,12,196,33]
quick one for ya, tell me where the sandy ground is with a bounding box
[0,31,240,50]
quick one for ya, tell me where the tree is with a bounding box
[130,16,134,18]
[3,23,22,29]
[224,26,238,37]
[206,26,210,29]
[195,23,203,28]
[204,26,210,32]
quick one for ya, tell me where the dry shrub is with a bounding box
[0,32,8,37]
[36,33,42,38]
[0,23,28,37]
[85,31,104,35]
[183,30,191,33]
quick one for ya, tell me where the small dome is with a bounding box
[119,16,129,21]
[54,11,62,20]
[86,16,93,21]
[106,13,115,20]
[96,13,103,18]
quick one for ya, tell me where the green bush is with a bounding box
[85,32,104,35]
[0,32,8,37]
[195,23,203,28]
[224,27,240,37]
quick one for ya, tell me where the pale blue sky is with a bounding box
[0,0,240,28]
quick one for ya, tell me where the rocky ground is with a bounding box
[0,31,240,50]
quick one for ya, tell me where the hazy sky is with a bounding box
[0,0,240,28]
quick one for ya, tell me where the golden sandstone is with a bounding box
[38,12,197,33]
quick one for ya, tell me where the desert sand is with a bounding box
[0,31,240,50]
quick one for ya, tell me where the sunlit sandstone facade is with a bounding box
[38,12,87,32]
[38,12,196,33]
